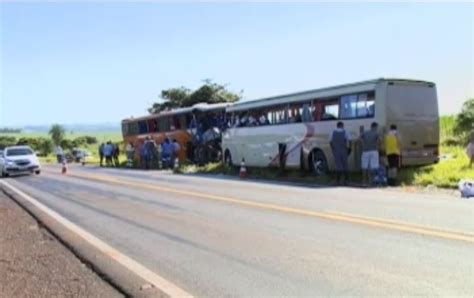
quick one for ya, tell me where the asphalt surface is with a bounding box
[3,164,474,297]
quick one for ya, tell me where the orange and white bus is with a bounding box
[222,78,439,174]
[121,102,230,162]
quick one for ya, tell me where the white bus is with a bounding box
[222,78,439,175]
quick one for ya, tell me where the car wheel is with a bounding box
[309,149,328,176]
[35,170,41,175]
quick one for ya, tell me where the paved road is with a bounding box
[3,164,474,297]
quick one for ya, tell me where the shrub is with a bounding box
[0,136,17,149]
[59,139,74,151]
[38,139,54,156]
[454,98,474,139]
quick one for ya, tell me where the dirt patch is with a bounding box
[0,191,123,298]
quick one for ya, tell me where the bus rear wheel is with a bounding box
[309,149,328,176]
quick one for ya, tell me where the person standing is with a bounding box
[360,122,381,186]
[113,143,120,167]
[467,131,474,168]
[98,143,105,167]
[144,137,156,169]
[125,142,135,168]
[161,138,172,169]
[140,141,148,169]
[172,139,181,168]
[384,124,402,186]
[55,145,64,163]
[330,121,351,185]
[103,141,113,167]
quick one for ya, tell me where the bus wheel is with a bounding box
[224,150,233,167]
[309,149,328,176]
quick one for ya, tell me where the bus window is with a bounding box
[147,119,158,132]
[129,121,138,135]
[170,115,179,130]
[138,121,148,134]
[340,95,358,119]
[268,105,288,125]
[178,115,187,130]
[158,116,170,132]
[355,92,375,118]
[289,101,313,123]
[321,101,339,120]
[122,123,129,136]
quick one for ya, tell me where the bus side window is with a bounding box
[321,101,339,120]
[147,119,157,132]
[158,116,170,132]
[341,95,358,119]
[122,123,129,136]
[138,121,148,134]
[356,93,375,118]
[130,122,139,135]
[179,115,187,130]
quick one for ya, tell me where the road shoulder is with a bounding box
[0,189,122,297]
[0,183,168,298]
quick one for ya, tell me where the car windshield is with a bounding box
[6,148,34,156]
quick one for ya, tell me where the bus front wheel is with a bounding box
[309,149,328,176]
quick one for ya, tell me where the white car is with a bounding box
[0,146,41,177]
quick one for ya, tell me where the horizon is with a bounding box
[1,2,473,126]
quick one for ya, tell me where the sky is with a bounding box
[0,2,473,127]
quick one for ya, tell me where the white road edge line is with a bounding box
[0,180,192,298]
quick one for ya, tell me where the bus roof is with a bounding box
[122,102,232,123]
[227,78,435,112]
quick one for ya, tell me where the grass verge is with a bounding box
[176,146,474,189]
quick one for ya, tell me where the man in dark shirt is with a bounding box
[360,122,381,186]
[330,121,351,185]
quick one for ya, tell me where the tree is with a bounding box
[148,80,242,114]
[454,98,474,137]
[38,139,54,156]
[59,139,74,151]
[49,124,66,146]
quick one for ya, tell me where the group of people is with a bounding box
[125,137,181,170]
[330,121,402,186]
[99,141,120,167]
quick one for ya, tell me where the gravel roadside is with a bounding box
[0,191,124,298]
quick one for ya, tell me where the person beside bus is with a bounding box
[467,131,474,168]
[140,141,148,169]
[98,143,105,167]
[361,122,381,186]
[125,142,135,168]
[161,138,173,169]
[384,124,402,186]
[103,141,114,167]
[113,143,120,167]
[172,139,181,167]
[144,137,157,170]
[330,121,351,185]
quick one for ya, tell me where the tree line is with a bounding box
[0,124,98,156]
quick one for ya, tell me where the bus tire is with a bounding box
[309,149,328,176]
[224,150,233,167]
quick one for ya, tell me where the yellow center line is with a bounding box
[42,169,474,243]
